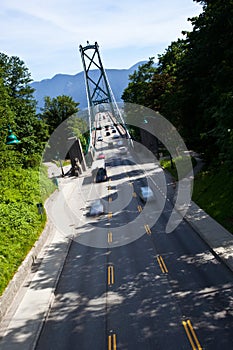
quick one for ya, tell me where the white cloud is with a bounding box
[0,0,202,80]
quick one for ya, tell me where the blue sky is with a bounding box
[1,0,202,81]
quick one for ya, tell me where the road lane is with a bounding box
[35,117,233,349]
[35,242,108,350]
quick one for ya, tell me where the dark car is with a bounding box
[96,167,107,183]
[106,131,110,136]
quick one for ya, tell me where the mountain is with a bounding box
[31,61,147,111]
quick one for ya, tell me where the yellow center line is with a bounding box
[156,256,168,273]
[108,333,117,350]
[144,224,151,235]
[108,212,112,219]
[182,320,202,350]
[109,197,112,202]
[137,205,142,212]
[187,320,202,350]
[113,333,117,350]
[108,232,113,243]
[108,335,112,350]
[108,265,114,285]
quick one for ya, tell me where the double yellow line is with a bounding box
[182,319,202,350]
[107,265,115,286]
[156,255,168,273]
[144,224,151,235]
[108,333,117,350]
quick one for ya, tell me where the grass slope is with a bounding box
[192,166,233,234]
[0,166,55,295]
[161,158,233,234]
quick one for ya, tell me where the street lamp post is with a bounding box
[55,153,65,177]
[59,158,65,177]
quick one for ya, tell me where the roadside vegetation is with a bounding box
[160,159,233,234]
[122,0,233,234]
[192,166,233,234]
[0,53,87,295]
[0,167,55,295]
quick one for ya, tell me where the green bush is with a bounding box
[0,166,55,295]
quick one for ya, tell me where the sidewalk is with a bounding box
[185,201,233,272]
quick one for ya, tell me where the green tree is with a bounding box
[175,0,233,163]
[0,53,49,166]
[67,115,88,153]
[41,95,79,134]
[121,58,157,106]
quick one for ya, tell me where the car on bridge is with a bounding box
[96,167,107,183]
[89,200,104,216]
[138,186,154,203]
[119,146,127,155]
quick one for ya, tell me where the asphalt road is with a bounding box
[35,113,233,350]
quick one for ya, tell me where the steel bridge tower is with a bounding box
[79,41,128,149]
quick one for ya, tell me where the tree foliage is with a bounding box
[121,58,157,106]
[0,53,89,296]
[40,95,79,134]
[0,53,49,167]
[122,0,233,167]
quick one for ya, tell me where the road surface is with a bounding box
[35,113,233,349]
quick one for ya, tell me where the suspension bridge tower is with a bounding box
[79,41,128,151]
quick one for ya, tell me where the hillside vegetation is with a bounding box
[122,0,233,233]
[192,166,233,233]
[0,166,55,295]
[0,53,87,295]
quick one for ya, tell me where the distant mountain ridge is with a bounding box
[31,61,147,111]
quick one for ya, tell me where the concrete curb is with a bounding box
[184,201,233,273]
[0,190,58,324]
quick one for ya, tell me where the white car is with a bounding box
[119,146,127,155]
[139,186,154,203]
[97,135,103,141]
[89,200,104,216]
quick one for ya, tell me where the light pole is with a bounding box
[55,153,65,177]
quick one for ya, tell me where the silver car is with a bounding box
[89,200,104,216]
[139,186,154,203]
